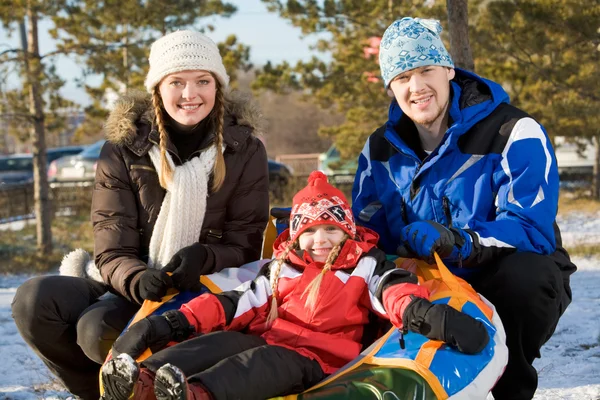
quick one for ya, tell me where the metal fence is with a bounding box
[275,153,321,176]
[0,181,93,224]
[0,174,358,224]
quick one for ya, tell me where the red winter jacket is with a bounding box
[179,227,429,374]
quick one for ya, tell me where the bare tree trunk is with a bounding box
[446,0,475,71]
[593,134,600,199]
[23,3,52,255]
[122,24,129,92]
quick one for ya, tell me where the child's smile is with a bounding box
[299,225,346,262]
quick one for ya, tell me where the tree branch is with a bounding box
[506,27,600,102]
[0,112,34,120]
[0,48,22,57]
[39,39,152,60]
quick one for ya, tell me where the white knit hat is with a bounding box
[144,30,230,92]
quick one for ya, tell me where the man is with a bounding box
[352,17,576,400]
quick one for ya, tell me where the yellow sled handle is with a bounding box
[433,252,462,292]
[261,214,278,259]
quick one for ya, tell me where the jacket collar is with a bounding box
[383,68,510,157]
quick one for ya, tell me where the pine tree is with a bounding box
[472,0,600,196]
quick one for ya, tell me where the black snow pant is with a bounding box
[467,251,574,400]
[142,331,327,400]
[11,275,139,400]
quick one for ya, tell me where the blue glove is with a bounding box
[399,221,472,264]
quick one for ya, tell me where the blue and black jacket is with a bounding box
[352,69,573,277]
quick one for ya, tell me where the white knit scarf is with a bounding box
[147,144,217,269]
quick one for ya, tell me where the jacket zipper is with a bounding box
[148,136,183,165]
[442,196,464,268]
[442,196,453,227]
[400,197,409,225]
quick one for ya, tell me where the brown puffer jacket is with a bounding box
[92,90,269,304]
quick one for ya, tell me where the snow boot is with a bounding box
[101,353,156,400]
[154,364,213,400]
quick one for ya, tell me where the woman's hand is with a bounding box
[163,243,210,291]
[137,269,173,301]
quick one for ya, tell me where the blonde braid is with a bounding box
[302,235,349,311]
[151,89,173,189]
[211,80,226,192]
[266,240,297,325]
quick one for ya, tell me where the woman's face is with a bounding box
[158,70,217,127]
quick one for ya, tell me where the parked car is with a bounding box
[318,145,358,183]
[48,140,106,182]
[268,159,293,200]
[0,154,34,186]
[0,146,86,186]
[47,145,86,164]
[553,136,596,178]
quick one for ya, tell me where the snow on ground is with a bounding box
[0,213,599,399]
[558,211,600,247]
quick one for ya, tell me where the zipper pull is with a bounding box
[398,328,406,350]
[442,196,453,227]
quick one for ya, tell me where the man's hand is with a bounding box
[403,297,489,354]
[112,311,193,359]
[399,220,472,264]
[163,243,210,292]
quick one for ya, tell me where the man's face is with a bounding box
[389,66,455,128]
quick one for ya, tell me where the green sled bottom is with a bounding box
[296,364,438,400]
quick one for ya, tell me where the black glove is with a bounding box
[138,269,173,302]
[162,243,210,292]
[403,297,489,354]
[112,310,193,359]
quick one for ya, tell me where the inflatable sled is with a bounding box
[101,209,508,399]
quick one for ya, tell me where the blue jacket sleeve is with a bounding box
[465,117,559,264]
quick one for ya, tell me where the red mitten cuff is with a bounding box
[179,293,227,334]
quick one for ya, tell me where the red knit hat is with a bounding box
[289,171,356,241]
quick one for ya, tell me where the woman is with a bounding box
[11,30,269,400]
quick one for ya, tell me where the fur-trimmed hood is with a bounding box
[104,89,265,147]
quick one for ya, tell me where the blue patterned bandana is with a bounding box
[379,17,454,88]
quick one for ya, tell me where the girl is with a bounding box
[101,171,489,400]
[11,30,269,400]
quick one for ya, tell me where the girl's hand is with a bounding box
[112,311,193,359]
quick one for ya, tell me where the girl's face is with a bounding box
[158,70,217,127]
[298,225,346,263]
